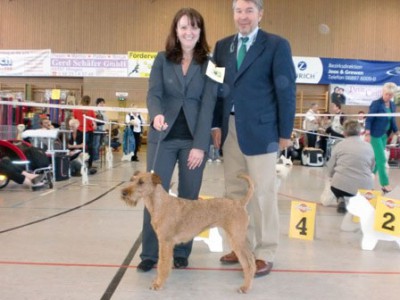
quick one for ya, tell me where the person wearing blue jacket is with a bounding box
[365,82,399,193]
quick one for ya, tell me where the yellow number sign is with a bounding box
[289,201,317,240]
[374,197,400,237]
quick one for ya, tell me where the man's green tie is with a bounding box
[237,37,249,69]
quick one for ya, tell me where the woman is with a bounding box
[365,82,399,193]
[303,103,319,148]
[72,95,97,173]
[327,120,375,213]
[138,8,216,272]
[327,102,345,139]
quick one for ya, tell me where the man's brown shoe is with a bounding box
[255,260,273,277]
[219,251,239,264]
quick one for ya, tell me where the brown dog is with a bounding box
[121,171,256,293]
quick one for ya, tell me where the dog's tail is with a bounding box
[238,174,254,207]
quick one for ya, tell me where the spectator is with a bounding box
[93,98,108,161]
[327,119,375,213]
[303,103,319,148]
[72,95,97,173]
[0,157,45,190]
[365,82,399,193]
[126,110,143,161]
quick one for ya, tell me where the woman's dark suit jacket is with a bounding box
[365,98,398,138]
[147,51,216,152]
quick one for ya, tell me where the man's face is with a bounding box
[42,119,51,129]
[233,0,263,36]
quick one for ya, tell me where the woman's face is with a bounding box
[176,15,200,52]
[382,91,394,102]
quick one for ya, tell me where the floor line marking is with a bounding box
[1,260,399,276]
[0,182,124,234]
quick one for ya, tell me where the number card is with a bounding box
[353,189,380,222]
[374,197,400,237]
[289,201,317,240]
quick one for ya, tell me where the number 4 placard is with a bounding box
[289,201,317,240]
[374,197,400,237]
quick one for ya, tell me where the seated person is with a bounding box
[281,131,303,161]
[326,120,375,213]
[0,157,45,190]
[68,118,96,176]
[110,124,121,151]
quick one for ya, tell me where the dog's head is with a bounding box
[121,171,162,207]
[275,163,291,180]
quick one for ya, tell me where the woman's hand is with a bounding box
[187,148,204,170]
[153,115,168,131]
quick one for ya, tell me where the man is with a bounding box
[93,97,107,161]
[212,0,296,277]
[125,110,143,162]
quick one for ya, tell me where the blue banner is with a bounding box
[294,56,400,85]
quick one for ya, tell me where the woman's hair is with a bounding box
[81,95,91,106]
[382,82,398,94]
[96,98,105,105]
[165,8,209,64]
[343,119,361,137]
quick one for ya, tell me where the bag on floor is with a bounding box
[320,179,337,206]
[55,153,70,181]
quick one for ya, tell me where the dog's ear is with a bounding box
[151,173,162,185]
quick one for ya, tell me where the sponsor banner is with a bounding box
[127,51,157,78]
[0,49,51,76]
[295,56,400,85]
[51,53,128,77]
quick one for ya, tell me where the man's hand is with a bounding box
[279,138,291,150]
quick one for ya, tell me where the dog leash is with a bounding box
[150,125,165,173]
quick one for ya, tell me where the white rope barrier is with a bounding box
[1,99,400,117]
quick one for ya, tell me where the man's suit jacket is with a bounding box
[212,29,296,155]
[365,98,398,138]
[147,52,216,151]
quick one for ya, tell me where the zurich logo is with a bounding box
[297,61,307,71]
[0,57,13,66]
[386,66,400,76]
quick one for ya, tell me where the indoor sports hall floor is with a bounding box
[1,149,400,300]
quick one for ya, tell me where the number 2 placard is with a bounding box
[289,201,317,240]
[374,197,400,237]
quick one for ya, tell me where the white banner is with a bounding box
[0,49,51,76]
[329,84,383,106]
[50,53,128,77]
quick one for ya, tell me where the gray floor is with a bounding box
[1,148,400,300]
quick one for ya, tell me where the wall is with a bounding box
[1,0,399,121]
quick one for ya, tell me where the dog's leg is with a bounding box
[234,243,255,293]
[225,226,255,293]
[151,241,174,291]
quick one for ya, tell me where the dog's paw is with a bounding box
[150,282,163,291]
[238,286,249,294]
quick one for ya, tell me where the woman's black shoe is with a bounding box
[137,259,156,272]
[337,199,346,214]
[173,257,188,269]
